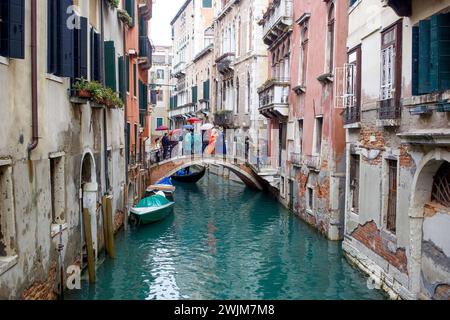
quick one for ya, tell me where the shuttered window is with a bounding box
[203,80,210,101]
[192,86,198,104]
[126,122,131,164]
[104,41,116,91]
[412,13,450,95]
[47,0,75,77]
[139,80,148,112]
[74,17,88,79]
[90,28,102,82]
[380,45,394,100]
[125,0,135,27]
[0,0,25,59]
[126,56,130,92]
[118,56,124,97]
[133,63,137,96]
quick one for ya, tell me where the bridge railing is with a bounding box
[149,137,279,173]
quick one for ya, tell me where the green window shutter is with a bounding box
[412,26,419,96]
[203,80,210,100]
[118,56,124,97]
[126,122,131,164]
[126,0,135,27]
[104,41,116,91]
[126,55,130,92]
[133,63,137,96]
[418,19,430,94]
[192,86,197,104]
[430,13,450,92]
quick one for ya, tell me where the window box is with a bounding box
[436,103,450,113]
[317,72,334,84]
[292,85,306,95]
[409,105,432,116]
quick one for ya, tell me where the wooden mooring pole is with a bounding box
[82,208,96,283]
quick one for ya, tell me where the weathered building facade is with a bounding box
[257,0,348,240]
[150,45,173,138]
[169,0,214,129]
[124,0,152,204]
[213,0,269,163]
[0,0,133,299]
[342,0,450,300]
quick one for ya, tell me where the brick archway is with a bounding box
[408,149,450,299]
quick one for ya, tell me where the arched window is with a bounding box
[327,3,335,73]
[432,162,450,207]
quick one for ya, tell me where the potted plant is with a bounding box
[105,0,119,9]
[72,78,92,98]
[117,9,133,27]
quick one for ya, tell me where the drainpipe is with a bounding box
[123,21,128,230]
[100,1,110,192]
[27,0,38,157]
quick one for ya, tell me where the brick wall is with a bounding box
[21,262,57,300]
[351,221,408,274]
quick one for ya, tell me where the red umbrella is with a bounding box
[169,129,182,135]
[156,125,169,131]
[187,117,202,124]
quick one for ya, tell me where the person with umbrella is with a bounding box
[162,133,170,160]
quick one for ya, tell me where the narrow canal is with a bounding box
[68,173,385,300]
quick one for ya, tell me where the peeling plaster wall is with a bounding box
[0,2,126,299]
[343,0,450,299]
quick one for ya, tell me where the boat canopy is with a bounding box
[157,177,173,186]
[135,195,171,208]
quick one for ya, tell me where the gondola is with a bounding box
[172,166,206,183]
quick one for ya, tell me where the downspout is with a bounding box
[123,20,129,230]
[100,1,110,192]
[27,0,38,157]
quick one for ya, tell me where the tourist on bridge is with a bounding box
[162,133,170,160]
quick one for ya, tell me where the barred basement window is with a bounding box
[350,154,360,214]
[0,164,15,258]
[50,156,65,224]
[386,159,398,234]
[307,187,314,210]
[432,162,450,207]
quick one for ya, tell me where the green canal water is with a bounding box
[68,173,385,300]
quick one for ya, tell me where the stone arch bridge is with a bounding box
[149,156,267,191]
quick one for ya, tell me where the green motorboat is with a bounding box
[130,193,175,225]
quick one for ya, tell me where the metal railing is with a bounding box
[378,99,401,120]
[344,106,361,124]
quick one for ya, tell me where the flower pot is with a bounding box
[77,89,92,98]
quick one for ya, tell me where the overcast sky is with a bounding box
[150,0,186,47]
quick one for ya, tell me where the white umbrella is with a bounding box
[200,123,214,130]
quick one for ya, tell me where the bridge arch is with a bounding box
[150,156,264,191]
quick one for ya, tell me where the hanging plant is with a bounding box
[117,9,133,27]
[105,0,120,9]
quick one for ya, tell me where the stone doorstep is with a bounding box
[0,255,18,277]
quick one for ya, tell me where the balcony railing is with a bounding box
[303,154,321,171]
[344,106,361,124]
[138,37,152,70]
[168,103,197,118]
[378,98,401,120]
[290,152,302,166]
[173,61,186,78]
[262,0,293,46]
[216,52,235,74]
[214,110,235,128]
[258,78,290,119]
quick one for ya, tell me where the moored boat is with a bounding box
[146,177,176,200]
[172,166,206,183]
[130,192,175,225]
